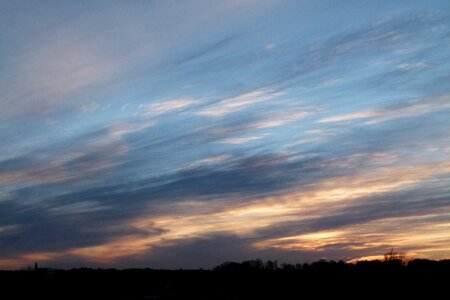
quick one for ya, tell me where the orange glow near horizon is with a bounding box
[2,159,449,269]
[53,162,450,262]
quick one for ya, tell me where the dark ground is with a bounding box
[1,259,449,299]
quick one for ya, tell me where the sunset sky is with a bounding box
[1,0,450,269]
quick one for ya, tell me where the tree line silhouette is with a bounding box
[1,251,449,299]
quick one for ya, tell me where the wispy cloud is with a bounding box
[254,212,450,260]
[0,225,21,236]
[48,201,109,215]
[38,157,450,263]
[1,2,449,269]
[264,43,276,51]
[319,94,450,124]
[319,111,377,123]
[253,111,312,129]
[183,155,233,169]
[198,89,281,117]
[143,99,196,117]
[218,135,266,144]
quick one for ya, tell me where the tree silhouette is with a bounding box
[384,248,406,264]
[1,252,449,299]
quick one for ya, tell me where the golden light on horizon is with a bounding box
[43,160,450,264]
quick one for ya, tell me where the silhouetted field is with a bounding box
[1,258,449,299]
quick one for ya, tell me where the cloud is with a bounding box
[397,62,428,71]
[0,225,21,237]
[143,99,196,117]
[253,111,312,129]
[256,211,450,261]
[319,94,450,124]
[319,111,377,123]
[1,86,448,267]
[105,120,156,139]
[0,21,132,119]
[198,89,281,117]
[0,0,277,120]
[183,155,233,169]
[1,5,449,269]
[218,135,266,144]
[1,142,449,267]
[0,120,136,191]
[28,155,449,264]
[48,201,110,215]
[264,43,276,51]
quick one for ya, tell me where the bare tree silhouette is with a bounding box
[384,248,406,264]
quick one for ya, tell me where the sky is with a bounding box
[0,0,450,269]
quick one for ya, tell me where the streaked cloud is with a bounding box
[319,94,450,124]
[143,99,196,117]
[319,111,377,123]
[198,89,281,117]
[253,111,312,129]
[218,135,266,144]
[1,1,449,269]
[48,201,110,215]
[0,225,21,236]
[255,212,450,261]
[264,43,276,51]
[29,157,448,264]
